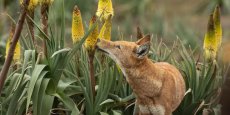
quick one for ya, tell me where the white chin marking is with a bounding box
[139,105,150,114]
[139,104,165,115]
[108,53,128,77]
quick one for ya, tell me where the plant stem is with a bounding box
[88,53,96,99]
[75,53,81,78]
[41,3,49,57]
[27,10,35,44]
[0,0,30,95]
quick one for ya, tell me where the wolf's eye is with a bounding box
[115,45,121,49]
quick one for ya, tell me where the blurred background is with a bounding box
[0,0,230,114]
[1,0,230,59]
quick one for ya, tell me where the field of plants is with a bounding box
[0,0,230,115]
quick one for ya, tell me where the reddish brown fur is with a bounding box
[96,35,185,115]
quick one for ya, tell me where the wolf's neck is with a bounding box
[119,58,155,78]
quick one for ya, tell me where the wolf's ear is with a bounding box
[135,42,150,59]
[136,34,151,45]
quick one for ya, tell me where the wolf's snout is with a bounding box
[95,39,101,49]
[97,38,101,43]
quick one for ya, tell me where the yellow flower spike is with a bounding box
[203,14,218,61]
[98,14,112,41]
[213,5,222,48]
[72,5,85,44]
[96,0,114,21]
[20,0,38,10]
[5,25,21,63]
[14,41,21,63]
[40,0,54,5]
[84,15,99,53]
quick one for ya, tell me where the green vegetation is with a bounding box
[0,0,228,115]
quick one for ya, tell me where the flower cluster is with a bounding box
[203,6,222,61]
[71,0,114,54]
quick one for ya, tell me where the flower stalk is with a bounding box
[20,0,38,43]
[40,1,51,57]
[27,10,35,42]
[84,15,99,54]
[84,15,99,98]
[0,0,30,95]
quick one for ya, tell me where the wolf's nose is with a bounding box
[97,38,101,43]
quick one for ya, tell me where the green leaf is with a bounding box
[100,99,114,106]
[100,112,110,115]
[6,78,29,115]
[57,77,77,92]
[32,71,48,115]
[38,78,54,115]
[51,48,71,58]
[60,0,65,48]
[63,85,82,96]
[53,90,80,115]
[17,97,27,115]
[112,110,122,115]
[26,65,47,113]
[63,69,93,115]
[26,15,50,40]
